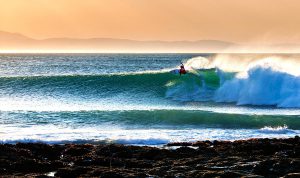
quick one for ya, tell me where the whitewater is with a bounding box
[0,53,299,145]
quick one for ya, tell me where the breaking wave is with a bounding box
[170,54,300,107]
[258,125,294,134]
[0,54,300,110]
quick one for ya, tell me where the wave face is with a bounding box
[2,67,299,110]
[169,54,300,108]
[0,53,300,145]
[1,110,299,145]
[1,54,300,108]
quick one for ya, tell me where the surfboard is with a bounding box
[170,69,180,74]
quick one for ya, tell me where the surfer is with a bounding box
[179,62,187,75]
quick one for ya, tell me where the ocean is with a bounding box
[0,53,299,145]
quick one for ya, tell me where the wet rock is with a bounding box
[124,159,153,168]
[149,167,170,177]
[63,145,91,156]
[15,143,63,160]
[0,137,299,177]
[222,171,245,178]
[55,166,92,178]
[13,159,54,173]
[175,146,196,155]
[99,171,124,178]
[139,148,167,160]
[167,142,193,146]
[283,173,300,178]
[253,159,276,176]
[241,175,264,178]
[289,160,300,172]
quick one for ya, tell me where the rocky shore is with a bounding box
[0,137,299,177]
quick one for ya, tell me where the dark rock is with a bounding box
[167,142,192,146]
[55,166,92,178]
[241,175,264,178]
[175,146,196,155]
[222,171,245,178]
[63,145,91,156]
[139,148,167,160]
[0,138,298,177]
[283,173,300,178]
[253,159,276,176]
[124,159,153,168]
[13,159,53,173]
[100,171,124,178]
[294,136,300,142]
[289,160,300,172]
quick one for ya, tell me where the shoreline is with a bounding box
[0,137,299,177]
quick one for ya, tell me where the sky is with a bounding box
[1,0,300,44]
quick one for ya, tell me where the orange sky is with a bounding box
[1,0,300,43]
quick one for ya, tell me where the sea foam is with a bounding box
[180,54,300,108]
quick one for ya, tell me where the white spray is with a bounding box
[177,54,300,107]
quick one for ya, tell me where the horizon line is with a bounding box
[0,30,234,43]
[1,50,299,54]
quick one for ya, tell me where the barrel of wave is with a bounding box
[166,57,235,102]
